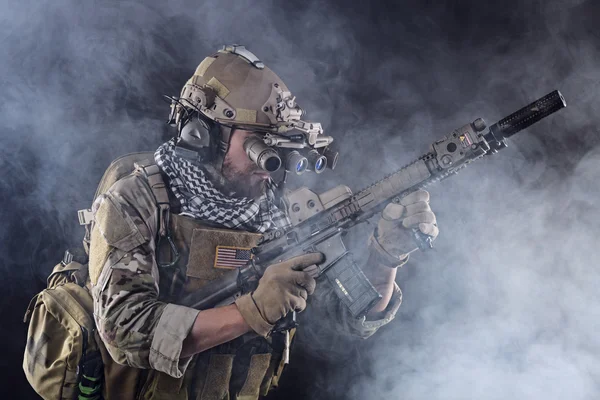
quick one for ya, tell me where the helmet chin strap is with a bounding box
[215,125,233,172]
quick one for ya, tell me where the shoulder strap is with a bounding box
[134,163,170,238]
[134,163,181,268]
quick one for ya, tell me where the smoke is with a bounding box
[1,0,598,399]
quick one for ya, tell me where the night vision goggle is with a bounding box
[244,133,339,175]
[167,43,338,175]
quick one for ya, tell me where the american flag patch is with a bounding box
[214,246,253,269]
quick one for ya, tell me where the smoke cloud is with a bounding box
[1,0,598,398]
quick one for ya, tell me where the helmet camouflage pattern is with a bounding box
[170,45,332,149]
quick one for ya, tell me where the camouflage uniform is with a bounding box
[89,166,402,399]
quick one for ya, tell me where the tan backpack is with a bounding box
[23,152,158,400]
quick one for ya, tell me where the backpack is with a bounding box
[23,152,159,400]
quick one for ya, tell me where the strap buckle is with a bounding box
[78,209,94,226]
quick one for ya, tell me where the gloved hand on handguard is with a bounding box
[369,189,439,267]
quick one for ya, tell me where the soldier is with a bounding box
[89,45,438,399]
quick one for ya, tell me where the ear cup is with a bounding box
[180,118,211,149]
[177,116,218,162]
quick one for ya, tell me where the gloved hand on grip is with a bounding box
[369,189,439,267]
[235,252,323,337]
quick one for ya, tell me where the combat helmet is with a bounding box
[168,45,337,174]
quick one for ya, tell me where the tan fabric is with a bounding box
[150,303,200,378]
[23,282,96,400]
[186,227,261,280]
[88,224,111,285]
[206,77,230,99]
[234,294,274,339]
[95,193,148,251]
[93,152,156,201]
[142,369,190,400]
[375,190,438,259]
[237,354,272,400]
[46,261,83,288]
[234,108,257,123]
[368,232,410,268]
[98,339,143,400]
[235,253,321,337]
[90,174,197,377]
[87,160,403,400]
[199,354,234,400]
[156,372,186,395]
[195,57,217,77]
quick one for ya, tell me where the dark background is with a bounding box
[1,0,599,398]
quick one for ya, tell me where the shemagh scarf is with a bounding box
[154,139,291,233]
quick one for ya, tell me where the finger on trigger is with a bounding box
[419,222,439,237]
[288,252,324,271]
[294,271,317,295]
[402,211,436,228]
[400,189,430,206]
[382,203,405,221]
[303,264,320,279]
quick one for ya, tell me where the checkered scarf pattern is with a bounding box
[154,139,291,233]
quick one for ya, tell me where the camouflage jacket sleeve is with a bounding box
[89,174,200,378]
[310,264,403,339]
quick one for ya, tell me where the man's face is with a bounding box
[222,129,271,199]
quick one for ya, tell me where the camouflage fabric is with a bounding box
[311,280,402,339]
[89,166,403,398]
[90,172,200,378]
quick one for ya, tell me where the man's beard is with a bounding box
[221,160,268,199]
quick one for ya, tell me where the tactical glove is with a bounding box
[235,252,323,337]
[370,189,439,267]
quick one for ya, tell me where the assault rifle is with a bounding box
[181,90,566,320]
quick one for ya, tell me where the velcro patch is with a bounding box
[214,246,253,269]
[186,227,262,281]
[234,108,257,123]
[207,77,230,98]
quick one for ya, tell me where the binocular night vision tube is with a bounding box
[322,148,338,170]
[244,136,282,172]
[307,149,327,173]
[244,136,334,174]
[285,151,309,175]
